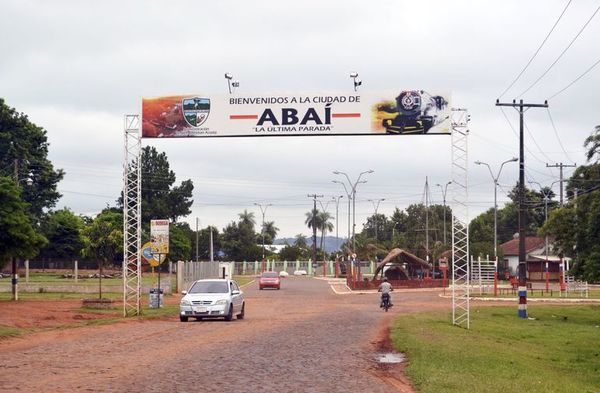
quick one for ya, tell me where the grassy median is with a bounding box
[391,305,600,393]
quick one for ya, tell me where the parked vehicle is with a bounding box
[179,279,245,322]
[259,271,281,290]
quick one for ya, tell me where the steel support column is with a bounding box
[451,108,470,329]
[123,115,142,316]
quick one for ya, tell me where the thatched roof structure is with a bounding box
[373,248,432,280]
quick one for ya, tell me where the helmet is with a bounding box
[383,277,388,282]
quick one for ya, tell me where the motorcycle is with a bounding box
[380,293,391,312]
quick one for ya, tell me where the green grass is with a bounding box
[0,292,123,301]
[472,289,600,299]
[0,326,29,340]
[0,272,174,287]
[391,305,600,393]
[234,276,254,287]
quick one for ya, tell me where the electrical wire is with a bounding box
[523,119,557,164]
[498,0,573,99]
[548,56,600,99]
[518,4,600,98]
[546,108,576,163]
[499,107,555,169]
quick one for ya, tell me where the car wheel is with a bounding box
[225,305,233,321]
[196,317,203,321]
[180,315,188,322]
[237,303,245,320]
[277,286,280,290]
[259,286,263,290]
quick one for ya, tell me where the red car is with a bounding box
[259,271,280,290]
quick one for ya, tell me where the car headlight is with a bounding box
[214,299,228,305]
[180,299,191,306]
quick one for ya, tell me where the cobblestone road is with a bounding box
[0,277,448,392]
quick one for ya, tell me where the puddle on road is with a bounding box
[375,352,405,364]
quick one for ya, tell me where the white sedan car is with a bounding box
[179,279,245,322]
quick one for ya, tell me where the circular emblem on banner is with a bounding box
[142,242,164,267]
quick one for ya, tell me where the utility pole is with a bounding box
[195,217,199,262]
[546,163,576,206]
[496,99,548,319]
[209,227,214,262]
[307,194,323,265]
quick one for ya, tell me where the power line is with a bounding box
[523,119,557,164]
[499,107,553,168]
[498,0,573,99]
[546,108,576,163]
[549,56,600,99]
[518,4,600,98]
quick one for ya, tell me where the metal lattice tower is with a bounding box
[451,108,470,329]
[123,115,142,316]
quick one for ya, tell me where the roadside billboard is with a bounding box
[150,219,169,254]
[142,90,451,138]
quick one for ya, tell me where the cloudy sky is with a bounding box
[1,0,598,239]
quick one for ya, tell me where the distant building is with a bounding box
[498,236,570,281]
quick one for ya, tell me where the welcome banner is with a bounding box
[142,90,451,138]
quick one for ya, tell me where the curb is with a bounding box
[439,293,600,303]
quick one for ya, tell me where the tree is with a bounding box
[294,234,308,249]
[584,125,600,163]
[82,209,123,298]
[261,221,279,245]
[168,223,192,263]
[541,127,600,282]
[221,211,261,261]
[0,177,47,269]
[238,210,256,228]
[304,208,323,254]
[0,99,64,224]
[278,244,308,261]
[39,208,85,264]
[318,211,334,253]
[123,146,194,223]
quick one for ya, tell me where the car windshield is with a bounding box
[189,281,228,294]
[262,272,278,278]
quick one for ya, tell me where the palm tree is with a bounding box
[318,211,334,253]
[238,210,256,228]
[305,208,323,254]
[262,221,279,244]
[294,234,308,248]
[305,208,323,232]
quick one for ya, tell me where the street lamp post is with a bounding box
[333,170,374,253]
[254,203,272,260]
[368,198,385,243]
[332,180,352,247]
[475,157,518,259]
[435,181,452,245]
[333,195,344,251]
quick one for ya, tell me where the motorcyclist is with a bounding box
[378,277,393,308]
